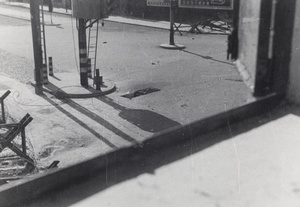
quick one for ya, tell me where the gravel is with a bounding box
[0,48,34,83]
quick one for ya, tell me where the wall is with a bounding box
[7,0,70,9]
[287,1,300,103]
[236,0,261,91]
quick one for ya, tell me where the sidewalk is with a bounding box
[0,1,178,29]
[1,1,229,34]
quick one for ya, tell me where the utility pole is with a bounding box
[30,0,43,95]
[78,19,88,88]
[169,0,176,46]
[159,0,185,49]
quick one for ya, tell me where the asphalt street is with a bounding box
[0,3,251,127]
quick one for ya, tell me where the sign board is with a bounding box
[147,0,171,7]
[179,0,234,10]
[72,0,108,19]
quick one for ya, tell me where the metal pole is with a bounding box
[30,0,43,95]
[87,58,92,78]
[169,0,176,46]
[78,19,88,87]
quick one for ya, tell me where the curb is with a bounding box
[1,2,170,30]
[31,80,117,99]
[1,2,230,34]
[55,84,117,99]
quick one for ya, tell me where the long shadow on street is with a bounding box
[95,96,181,133]
[41,94,117,149]
[42,83,181,147]
[182,49,234,65]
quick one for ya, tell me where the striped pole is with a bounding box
[42,64,48,84]
[78,19,88,87]
[30,0,43,94]
[49,56,53,76]
[87,58,92,78]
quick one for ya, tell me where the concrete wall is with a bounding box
[236,0,261,91]
[287,1,300,103]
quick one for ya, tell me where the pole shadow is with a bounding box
[40,94,117,149]
[43,83,138,145]
[182,49,234,66]
[94,96,181,133]
[49,75,61,81]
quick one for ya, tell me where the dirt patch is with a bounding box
[38,136,93,160]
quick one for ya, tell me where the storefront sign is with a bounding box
[147,0,171,7]
[179,0,234,10]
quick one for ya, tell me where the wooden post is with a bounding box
[21,129,26,155]
[30,0,43,95]
[1,99,4,123]
[95,69,102,91]
[0,90,11,123]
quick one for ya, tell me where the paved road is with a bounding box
[0,3,250,126]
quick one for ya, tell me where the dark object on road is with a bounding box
[47,160,60,169]
[94,69,103,91]
[122,88,160,99]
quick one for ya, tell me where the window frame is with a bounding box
[0,0,297,205]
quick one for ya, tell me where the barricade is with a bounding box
[0,90,11,124]
[0,113,34,166]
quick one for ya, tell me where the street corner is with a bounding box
[40,72,116,99]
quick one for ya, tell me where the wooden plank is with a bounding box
[0,91,11,101]
[0,138,34,165]
[21,129,26,154]
[0,123,19,128]
[0,114,33,151]
[1,100,5,124]
[4,116,32,144]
